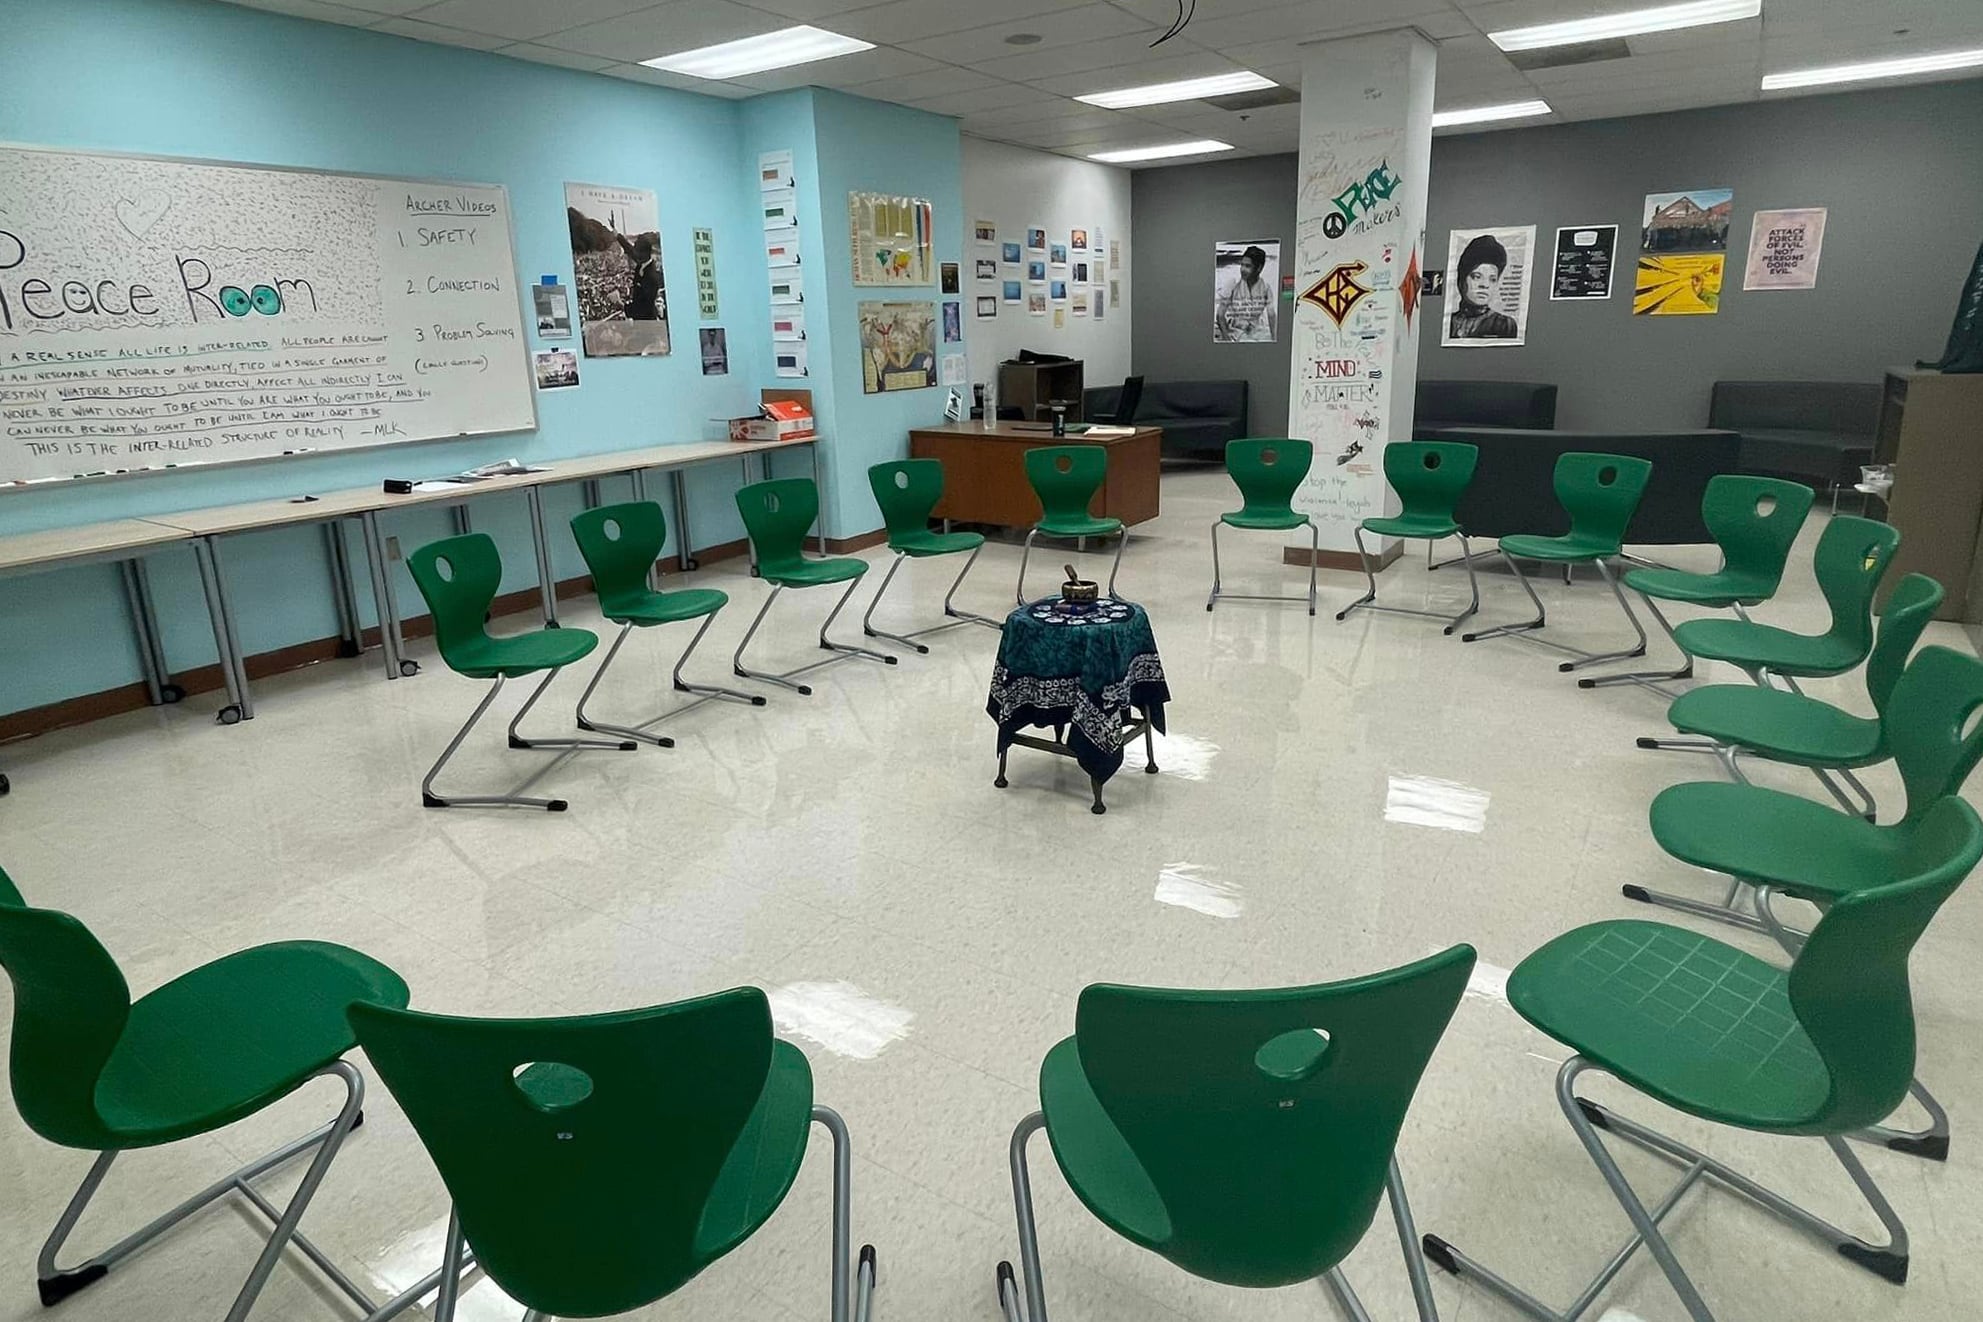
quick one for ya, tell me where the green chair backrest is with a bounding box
[1384,441,1477,522]
[571,502,665,618]
[1225,439,1313,518]
[1553,452,1652,553]
[1790,792,1982,1132]
[0,867,132,1150]
[734,478,817,577]
[405,533,503,671]
[1071,945,1475,1288]
[1884,643,1983,824]
[348,989,787,1318]
[1863,574,1944,718]
[1810,515,1902,662]
[1700,474,1814,594]
[1024,445,1107,523]
[868,459,944,545]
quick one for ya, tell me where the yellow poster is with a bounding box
[1634,254,1724,316]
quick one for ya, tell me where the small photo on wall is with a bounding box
[1071,227,1090,252]
[1003,280,1022,302]
[1049,243,1068,266]
[1050,279,1067,301]
[1028,291,1047,316]
[940,262,960,294]
[975,258,998,280]
[942,300,962,342]
[1003,241,1022,263]
[1212,238,1280,343]
[974,219,998,244]
[977,296,999,318]
[1026,226,1047,252]
[1027,260,1046,281]
[698,327,728,375]
[533,347,580,390]
[1072,260,1089,283]
[532,283,572,339]
[1443,225,1535,346]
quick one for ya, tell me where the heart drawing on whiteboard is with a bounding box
[116,189,172,239]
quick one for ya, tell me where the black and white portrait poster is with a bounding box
[1212,238,1279,343]
[1550,224,1618,300]
[1442,225,1534,347]
[565,182,669,357]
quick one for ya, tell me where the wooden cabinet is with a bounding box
[1871,368,1983,622]
[997,359,1085,422]
[907,423,1162,529]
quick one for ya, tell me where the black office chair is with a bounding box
[1110,375,1145,425]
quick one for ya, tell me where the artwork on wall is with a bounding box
[1213,238,1280,343]
[1051,279,1068,301]
[1026,225,1046,252]
[698,327,728,375]
[849,192,934,286]
[1028,291,1047,316]
[1027,260,1046,282]
[978,296,999,317]
[1550,224,1618,300]
[566,182,669,357]
[1073,260,1090,284]
[1073,291,1089,317]
[1442,225,1535,346]
[974,219,998,244]
[1003,280,1022,303]
[940,261,960,294]
[942,300,962,342]
[693,226,718,319]
[1049,243,1068,266]
[975,258,998,280]
[1743,208,1827,290]
[858,300,937,393]
[1003,241,1022,263]
[533,348,579,390]
[1635,187,1731,316]
[532,282,571,339]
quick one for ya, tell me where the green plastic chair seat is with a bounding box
[1499,532,1620,563]
[1622,566,1776,606]
[603,587,729,627]
[759,555,868,588]
[1510,920,1832,1132]
[1038,1035,1174,1251]
[1222,508,1309,532]
[891,527,986,557]
[96,941,408,1145]
[1363,512,1459,540]
[1037,513,1123,539]
[447,629,600,680]
[1666,684,1883,768]
[1673,617,1864,677]
[1649,781,1904,902]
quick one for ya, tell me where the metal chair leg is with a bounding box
[39,1063,380,1320]
[1107,527,1127,599]
[735,580,896,698]
[812,1106,878,1322]
[819,576,898,666]
[1211,518,1318,614]
[1339,529,1479,633]
[865,545,998,651]
[577,612,765,746]
[1016,528,1041,605]
[1578,592,1695,694]
[1206,519,1223,611]
[1461,548,1546,644]
[997,1112,1052,1322]
[506,665,639,753]
[1463,553,1648,670]
[941,541,1002,629]
[424,670,633,811]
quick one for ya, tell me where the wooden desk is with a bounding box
[1871,368,1983,622]
[907,423,1161,529]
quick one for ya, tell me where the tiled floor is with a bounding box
[2,467,1980,1321]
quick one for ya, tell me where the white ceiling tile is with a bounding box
[371,16,515,49]
[833,0,1091,46]
[728,44,945,90]
[543,0,786,60]
[600,61,761,95]
[495,42,623,71]
[286,0,430,13]
[219,0,393,24]
[412,0,664,42]
[899,4,1161,65]
[743,0,891,17]
[909,82,1047,115]
[840,65,1001,98]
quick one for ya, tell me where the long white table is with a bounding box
[3,436,823,733]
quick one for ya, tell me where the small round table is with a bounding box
[985,597,1171,813]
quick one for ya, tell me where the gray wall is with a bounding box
[1131,79,1983,433]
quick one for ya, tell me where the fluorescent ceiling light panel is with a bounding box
[1761,47,1983,90]
[1490,0,1759,52]
[1088,140,1235,163]
[1432,99,1553,128]
[1076,72,1275,109]
[642,25,873,79]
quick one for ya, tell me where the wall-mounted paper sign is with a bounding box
[763,226,801,266]
[772,307,807,340]
[774,341,809,377]
[692,226,719,320]
[761,188,798,230]
[1550,224,1618,301]
[759,149,794,192]
[1743,208,1827,290]
[768,266,804,304]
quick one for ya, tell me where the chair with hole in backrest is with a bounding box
[1016,445,1128,605]
[0,863,418,1322]
[1337,440,1481,634]
[1581,474,1813,696]
[996,945,1475,1322]
[1634,642,1983,1164]
[862,458,998,653]
[1426,755,1983,1321]
[732,478,895,696]
[346,987,877,1322]
[1462,452,1654,674]
[1206,438,1319,615]
[406,533,635,811]
[569,501,766,747]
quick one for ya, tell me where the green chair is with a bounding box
[406,533,635,811]
[0,864,421,1321]
[347,987,877,1322]
[1643,573,1943,823]
[997,946,1475,1322]
[1635,643,1983,1163]
[1016,445,1127,604]
[1462,452,1653,671]
[733,477,895,696]
[1423,788,1983,1322]
[1206,438,1318,615]
[1579,474,1814,694]
[863,458,998,652]
[569,501,766,747]
[1337,440,1481,633]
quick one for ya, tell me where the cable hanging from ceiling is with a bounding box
[1150,0,1196,47]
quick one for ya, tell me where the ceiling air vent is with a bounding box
[1506,37,1631,70]
[1204,85,1302,112]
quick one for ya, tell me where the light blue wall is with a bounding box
[1,0,966,717]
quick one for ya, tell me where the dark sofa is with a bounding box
[1431,427,1743,544]
[1709,380,1879,488]
[1415,380,1558,432]
[1084,379,1248,458]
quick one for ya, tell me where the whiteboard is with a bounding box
[0,143,536,487]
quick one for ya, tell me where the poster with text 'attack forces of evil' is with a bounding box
[1635,187,1732,316]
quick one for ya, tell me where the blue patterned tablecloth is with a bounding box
[986,597,1169,781]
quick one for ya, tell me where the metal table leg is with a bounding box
[525,485,559,626]
[671,469,697,571]
[191,538,251,724]
[358,512,412,679]
[632,469,663,590]
[118,558,176,705]
[322,524,362,659]
[812,440,828,555]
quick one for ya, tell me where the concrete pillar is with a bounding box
[1284,30,1437,568]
